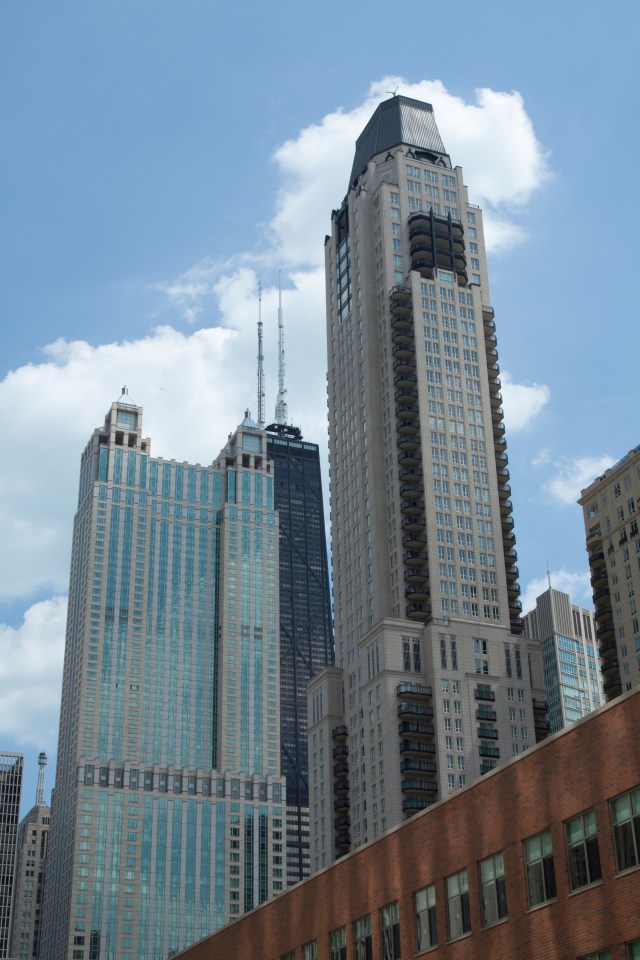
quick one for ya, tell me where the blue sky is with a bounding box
[1,0,638,811]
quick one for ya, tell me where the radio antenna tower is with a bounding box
[274,271,288,425]
[257,280,265,428]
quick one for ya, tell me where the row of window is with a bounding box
[282,785,640,959]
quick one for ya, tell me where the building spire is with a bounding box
[257,281,265,429]
[36,751,47,806]
[274,272,288,425]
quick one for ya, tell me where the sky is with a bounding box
[1,0,638,813]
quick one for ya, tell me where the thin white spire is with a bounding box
[274,271,288,425]
[257,281,265,429]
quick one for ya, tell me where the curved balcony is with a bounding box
[334,815,350,829]
[507,580,520,597]
[398,702,433,719]
[393,356,417,376]
[405,585,429,602]
[399,466,423,484]
[392,323,415,341]
[590,570,609,587]
[390,302,412,320]
[490,391,503,407]
[334,781,349,799]
[396,403,420,420]
[586,527,603,546]
[395,387,418,403]
[594,604,613,623]
[603,676,622,695]
[401,778,438,795]
[392,342,416,362]
[405,567,428,584]
[404,549,428,565]
[397,435,420,452]
[394,372,418,388]
[400,483,424,499]
[333,762,349,777]
[500,499,513,515]
[401,499,425,517]
[597,620,615,642]
[602,658,620,677]
[397,681,432,699]
[332,724,348,741]
[333,796,350,812]
[398,448,422,468]
[389,284,411,302]
[406,602,430,621]
[400,758,436,774]
[599,639,617,658]
[397,420,420,437]
[402,533,427,550]
[588,549,606,569]
[402,517,426,535]
[333,744,348,759]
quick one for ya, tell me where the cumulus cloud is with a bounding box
[543,455,615,507]
[270,76,549,267]
[501,372,550,433]
[521,568,593,617]
[0,597,67,749]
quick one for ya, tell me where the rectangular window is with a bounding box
[380,902,400,960]
[354,915,372,960]
[329,927,347,960]
[479,853,507,926]
[565,810,602,889]
[610,785,640,871]
[303,942,318,960]
[446,869,470,940]
[524,830,556,906]
[415,885,437,951]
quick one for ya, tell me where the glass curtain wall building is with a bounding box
[40,394,285,960]
[265,423,333,884]
[523,586,603,732]
[309,95,548,867]
[0,752,23,960]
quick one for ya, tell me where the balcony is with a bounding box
[603,676,622,694]
[398,448,422,468]
[332,724,348,741]
[397,681,432,699]
[399,720,435,738]
[397,420,420,437]
[400,482,424,499]
[393,356,417,376]
[335,833,351,848]
[597,621,615,642]
[594,604,613,623]
[405,585,429,603]
[588,549,606,568]
[474,686,495,701]
[334,815,350,829]
[392,341,416,361]
[403,549,428,565]
[397,435,420,453]
[586,527,603,545]
[602,658,620,677]
[398,702,434,719]
[396,402,420,420]
[405,567,428,584]
[389,284,411,302]
[392,327,415,346]
[402,532,427,549]
[599,639,618,657]
[400,758,437,774]
[395,387,418,404]
[476,707,497,721]
[477,725,498,739]
[334,779,349,798]
[333,795,350,811]
[401,777,438,794]
[391,311,413,329]
[400,740,436,756]
[333,744,348,759]
[590,570,609,587]
[399,465,423,482]
[402,797,434,814]
[532,698,549,713]
[400,498,425,516]
[479,743,500,758]
[406,602,430,621]
[534,719,551,734]
[480,760,497,775]
[333,762,349,777]
[394,372,418,389]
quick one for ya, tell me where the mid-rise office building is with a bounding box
[0,751,23,959]
[579,443,640,699]
[523,586,603,732]
[266,422,333,885]
[310,95,547,866]
[40,392,286,960]
[9,752,50,960]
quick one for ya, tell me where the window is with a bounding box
[303,942,318,960]
[354,915,372,960]
[330,927,347,960]
[446,869,470,940]
[580,952,612,960]
[610,785,640,871]
[415,885,437,951]
[380,902,400,960]
[479,853,507,925]
[628,940,640,959]
[524,830,556,906]
[565,810,602,889]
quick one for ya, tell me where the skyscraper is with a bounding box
[266,422,333,883]
[523,585,603,732]
[9,752,50,960]
[309,95,547,865]
[40,392,286,960]
[579,443,640,699]
[0,751,23,959]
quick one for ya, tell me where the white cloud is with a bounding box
[0,597,66,749]
[521,568,593,617]
[543,455,615,507]
[501,372,550,433]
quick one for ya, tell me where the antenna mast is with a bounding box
[257,281,265,428]
[36,751,47,806]
[274,271,288,425]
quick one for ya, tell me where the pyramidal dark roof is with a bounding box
[349,95,447,187]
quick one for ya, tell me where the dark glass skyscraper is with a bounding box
[266,423,333,884]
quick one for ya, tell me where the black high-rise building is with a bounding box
[266,423,333,884]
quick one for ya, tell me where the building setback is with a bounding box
[579,443,640,699]
[9,753,50,960]
[174,687,640,960]
[523,585,603,732]
[0,751,23,959]
[40,393,286,960]
[266,422,333,885]
[310,94,547,866]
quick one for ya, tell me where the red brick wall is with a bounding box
[177,689,640,960]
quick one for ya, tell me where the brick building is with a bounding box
[175,688,640,960]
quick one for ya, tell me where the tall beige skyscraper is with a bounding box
[579,443,640,699]
[308,95,547,867]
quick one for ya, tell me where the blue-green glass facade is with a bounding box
[41,399,285,960]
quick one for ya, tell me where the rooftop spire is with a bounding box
[274,271,288,426]
[36,751,47,806]
[257,281,265,429]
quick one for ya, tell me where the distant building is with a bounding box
[0,751,23,959]
[175,687,640,960]
[265,422,333,885]
[40,393,286,960]
[579,443,640,699]
[9,753,50,959]
[312,93,547,866]
[523,585,603,732]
